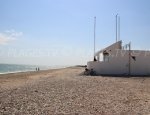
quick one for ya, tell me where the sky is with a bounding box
[0,0,150,66]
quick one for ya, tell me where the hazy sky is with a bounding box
[0,0,150,66]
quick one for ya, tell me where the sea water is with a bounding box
[0,64,68,74]
[0,64,66,74]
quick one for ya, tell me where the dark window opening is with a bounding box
[131,56,136,61]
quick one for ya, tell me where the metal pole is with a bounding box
[94,17,96,60]
[118,16,120,41]
[128,42,131,75]
[116,14,118,42]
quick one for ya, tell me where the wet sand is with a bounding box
[0,67,150,115]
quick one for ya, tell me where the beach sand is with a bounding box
[0,67,150,115]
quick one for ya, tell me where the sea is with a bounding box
[0,64,67,74]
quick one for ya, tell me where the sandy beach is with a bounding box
[0,67,150,115]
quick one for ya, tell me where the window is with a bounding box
[103,51,109,62]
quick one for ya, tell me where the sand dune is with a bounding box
[0,67,150,115]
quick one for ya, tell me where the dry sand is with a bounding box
[0,67,150,115]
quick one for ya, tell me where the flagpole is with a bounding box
[118,16,120,41]
[94,16,96,61]
[116,14,118,42]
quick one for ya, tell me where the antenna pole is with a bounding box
[116,14,118,42]
[118,16,120,41]
[94,16,96,60]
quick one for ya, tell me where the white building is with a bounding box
[87,41,150,75]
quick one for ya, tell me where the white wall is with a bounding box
[130,50,150,75]
[87,49,150,75]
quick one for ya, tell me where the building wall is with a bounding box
[130,50,150,75]
[87,50,150,75]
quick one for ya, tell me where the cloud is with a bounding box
[0,30,23,45]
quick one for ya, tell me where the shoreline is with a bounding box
[0,66,69,76]
[0,70,36,75]
[0,63,71,75]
